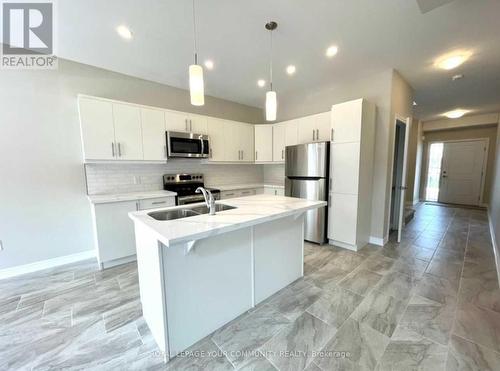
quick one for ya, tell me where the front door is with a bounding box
[438,140,487,206]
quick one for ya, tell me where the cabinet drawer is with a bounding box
[239,189,257,197]
[221,190,238,199]
[138,197,175,210]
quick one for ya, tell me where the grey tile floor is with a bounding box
[1,203,499,370]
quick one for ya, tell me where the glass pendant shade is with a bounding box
[189,64,204,106]
[266,90,277,121]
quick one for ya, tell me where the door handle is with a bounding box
[111,142,115,157]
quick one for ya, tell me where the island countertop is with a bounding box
[128,194,326,247]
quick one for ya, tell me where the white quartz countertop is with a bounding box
[129,194,326,247]
[208,183,284,191]
[88,190,177,204]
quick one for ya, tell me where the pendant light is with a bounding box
[189,0,204,106]
[265,21,277,121]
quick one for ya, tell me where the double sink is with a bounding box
[148,204,236,221]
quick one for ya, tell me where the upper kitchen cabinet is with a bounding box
[285,120,299,147]
[255,125,273,162]
[164,110,189,133]
[297,115,316,144]
[164,110,208,134]
[79,97,115,160]
[331,98,363,143]
[314,112,332,141]
[272,123,285,162]
[207,117,225,162]
[189,114,208,134]
[141,108,167,161]
[224,121,254,162]
[112,103,143,160]
[297,112,331,143]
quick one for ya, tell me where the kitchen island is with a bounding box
[128,194,326,361]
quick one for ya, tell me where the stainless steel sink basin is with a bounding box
[148,204,236,221]
[148,209,199,221]
[189,204,237,214]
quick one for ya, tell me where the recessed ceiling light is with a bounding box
[116,25,133,40]
[204,60,214,70]
[326,45,338,58]
[286,65,296,75]
[444,109,469,119]
[257,79,266,88]
[435,52,471,70]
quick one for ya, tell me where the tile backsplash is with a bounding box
[263,164,285,185]
[85,160,266,195]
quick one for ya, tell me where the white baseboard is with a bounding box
[369,235,388,246]
[0,250,96,280]
[101,254,136,270]
[328,239,358,252]
[487,208,500,287]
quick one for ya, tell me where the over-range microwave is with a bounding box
[166,131,210,158]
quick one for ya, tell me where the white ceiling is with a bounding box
[58,0,500,121]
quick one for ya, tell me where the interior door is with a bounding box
[438,140,486,205]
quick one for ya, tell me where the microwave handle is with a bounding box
[200,137,204,156]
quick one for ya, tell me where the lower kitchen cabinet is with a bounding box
[264,186,284,196]
[91,196,175,268]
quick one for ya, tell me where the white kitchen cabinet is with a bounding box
[331,98,363,143]
[255,125,273,162]
[112,103,144,160]
[285,120,299,147]
[141,108,167,161]
[224,121,254,162]
[93,200,138,268]
[207,117,226,162]
[240,123,255,162]
[298,116,317,144]
[329,193,358,245]
[79,97,115,160]
[190,114,208,134]
[138,197,175,210]
[314,112,332,141]
[330,142,361,194]
[223,121,240,162]
[273,124,286,162]
[327,99,376,251]
[164,110,190,133]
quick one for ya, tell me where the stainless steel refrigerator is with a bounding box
[285,142,329,244]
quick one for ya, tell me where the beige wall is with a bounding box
[489,125,500,265]
[0,59,263,270]
[420,125,499,203]
[405,118,423,205]
[278,69,414,241]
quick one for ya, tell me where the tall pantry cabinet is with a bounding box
[328,99,376,251]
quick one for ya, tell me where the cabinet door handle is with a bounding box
[136,201,139,210]
[312,129,315,141]
[209,148,213,158]
[190,120,193,132]
[282,149,284,160]
[152,201,167,205]
[185,119,188,131]
[274,190,277,196]
[316,129,319,140]
[255,151,258,161]
[117,142,122,157]
[111,142,115,157]
[331,128,334,141]
[164,145,167,158]
[241,150,244,160]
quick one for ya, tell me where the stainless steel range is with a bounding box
[163,173,220,205]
